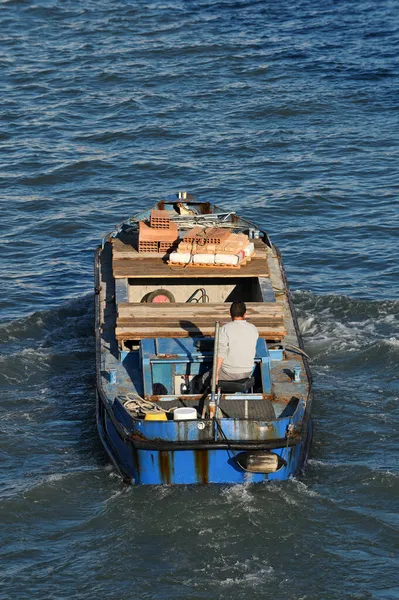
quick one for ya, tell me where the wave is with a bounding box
[19,159,114,186]
[0,294,93,345]
[293,291,399,365]
[0,295,94,385]
[2,291,398,373]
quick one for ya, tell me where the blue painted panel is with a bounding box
[147,356,211,365]
[119,350,129,362]
[133,418,213,442]
[140,338,157,359]
[129,401,303,444]
[137,451,164,484]
[256,340,271,394]
[268,347,284,361]
[255,337,269,358]
[104,412,138,480]
[221,417,288,440]
[154,337,214,359]
[151,362,173,395]
[145,337,270,361]
[293,398,306,424]
[112,397,132,429]
[140,339,156,396]
[140,337,271,397]
[103,405,306,484]
[122,351,144,397]
[260,357,272,393]
[174,362,202,375]
[132,416,289,442]
[133,445,303,484]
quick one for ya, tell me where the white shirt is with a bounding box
[218,319,259,375]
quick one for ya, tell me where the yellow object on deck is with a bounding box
[144,412,168,421]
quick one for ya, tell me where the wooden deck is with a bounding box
[112,237,270,279]
[116,302,286,341]
[112,256,268,279]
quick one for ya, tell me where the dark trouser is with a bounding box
[218,368,252,381]
[190,368,252,393]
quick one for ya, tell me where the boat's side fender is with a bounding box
[255,338,271,393]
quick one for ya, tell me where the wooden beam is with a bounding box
[115,325,286,340]
[117,301,283,318]
[112,256,269,278]
[115,300,286,341]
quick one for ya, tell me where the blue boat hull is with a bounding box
[96,390,313,485]
[94,198,314,485]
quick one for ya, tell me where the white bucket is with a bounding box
[173,407,197,421]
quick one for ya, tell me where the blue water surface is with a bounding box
[1,1,398,599]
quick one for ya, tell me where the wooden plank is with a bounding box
[118,301,281,309]
[112,237,138,258]
[118,315,284,325]
[115,299,286,341]
[115,325,286,340]
[117,302,283,317]
[112,256,269,278]
[117,318,284,327]
[254,238,268,249]
[117,316,284,329]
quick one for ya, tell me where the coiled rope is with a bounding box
[120,394,177,417]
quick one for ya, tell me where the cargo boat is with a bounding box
[94,193,313,484]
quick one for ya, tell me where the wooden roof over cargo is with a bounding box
[112,236,270,279]
[110,206,271,279]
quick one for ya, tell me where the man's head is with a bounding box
[230,301,246,320]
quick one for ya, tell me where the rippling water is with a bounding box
[1,1,398,599]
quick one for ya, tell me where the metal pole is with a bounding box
[202,320,220,419]
[210,320,220,405]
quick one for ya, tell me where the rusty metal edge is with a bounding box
[129,436,301,451]
[274,243,313,388]
[273,245,314,473]
[95,246,133,483]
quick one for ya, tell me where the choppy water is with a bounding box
[1,1,398,599]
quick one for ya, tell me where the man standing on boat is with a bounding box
[216,301,259,382]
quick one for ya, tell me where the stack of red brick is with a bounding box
[178,227,248,255]
[138,210,179,253]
